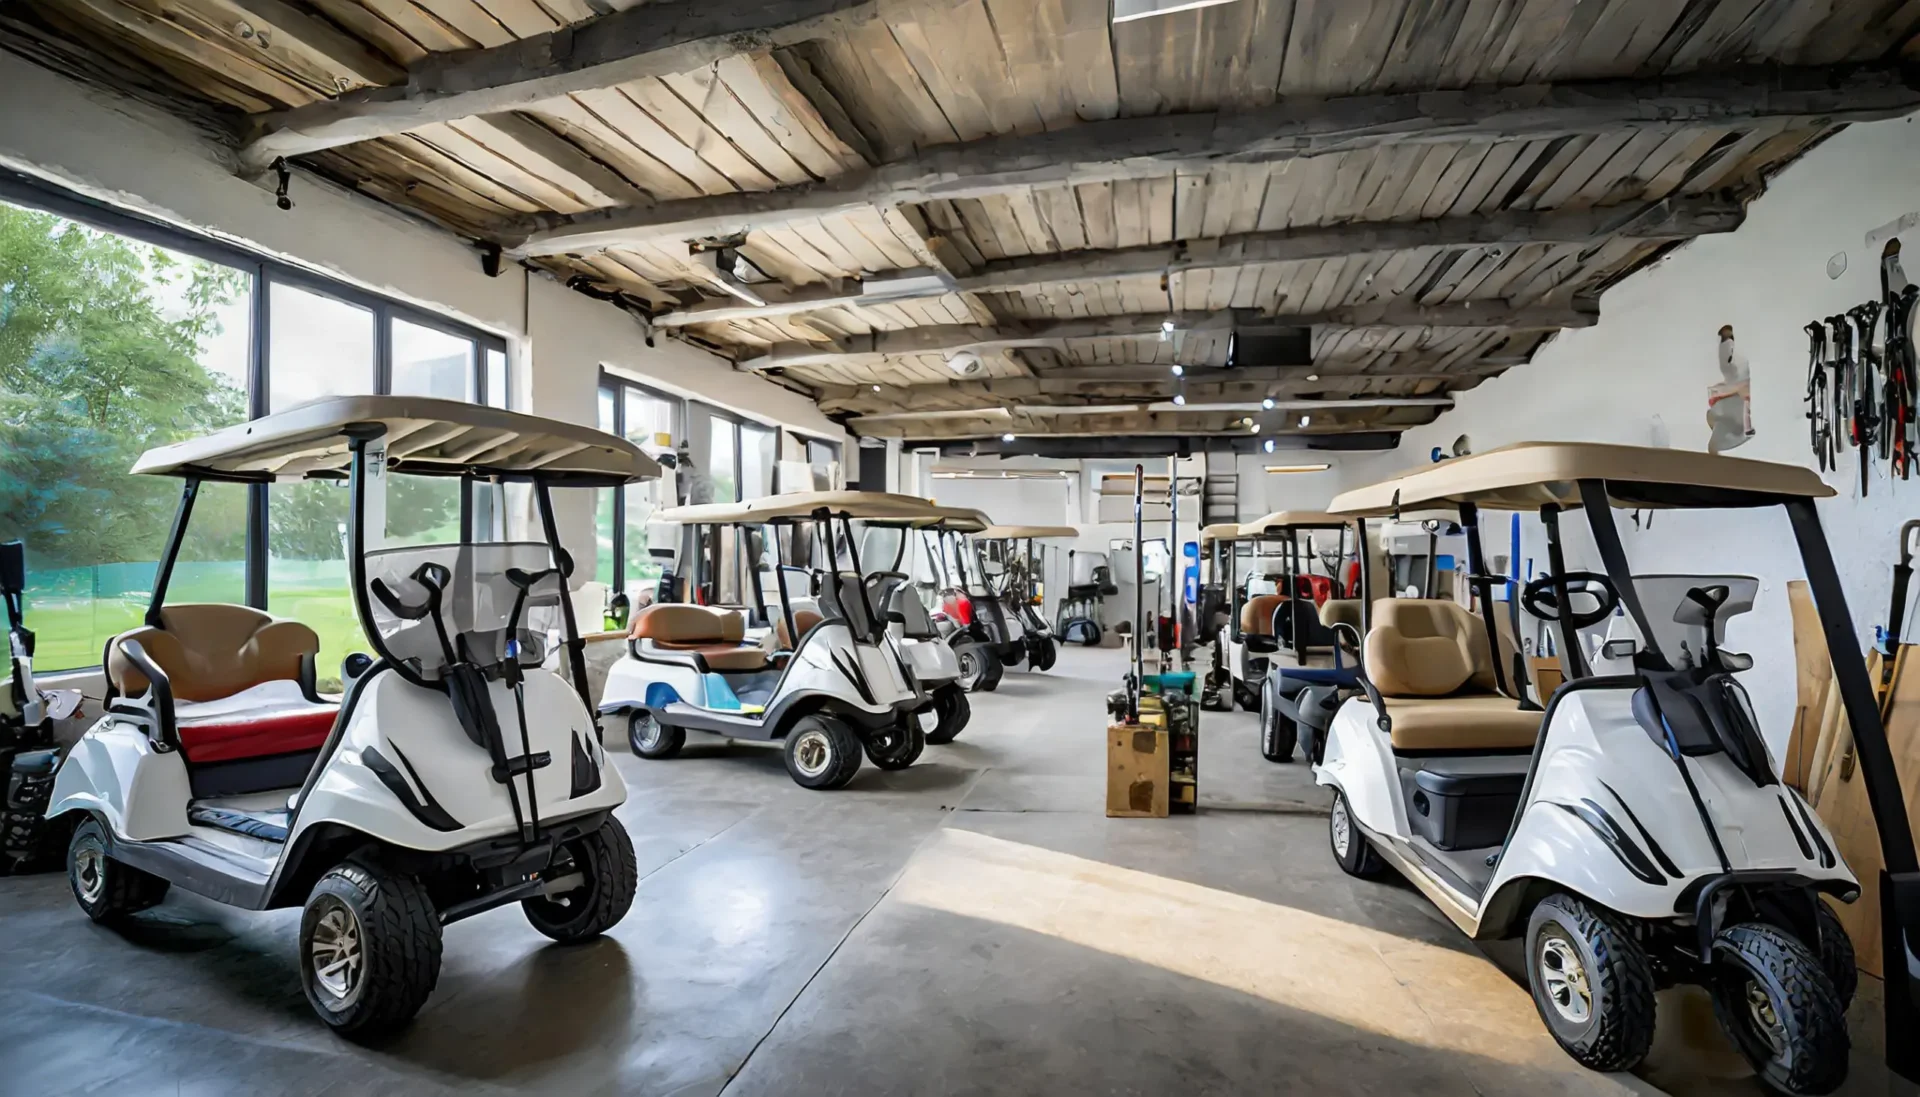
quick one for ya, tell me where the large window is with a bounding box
[595,373,679,609]
[0,178,507,680]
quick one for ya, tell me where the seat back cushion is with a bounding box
[775,609,825,649]
[108,604,319,703]
[1242,593,1286,636]
[1364,599,1488,698]
[1319,598,1363,634]
[630,603,744,645]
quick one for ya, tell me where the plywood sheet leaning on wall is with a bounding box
[1784,579,1833,793]
[1813,646,1920,978]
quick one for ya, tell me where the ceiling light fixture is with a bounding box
[1113,0,1243,23]
[1261,397,1275,410]
[871,384,882,392]
[1001,433,1016,443]
[1173,393,1186,406]
[1305,373,1319,382]
[1266,463,1332,474]
[1298,414,1312,428]
[1170,364,1184,377]
[1262,438,1276,454]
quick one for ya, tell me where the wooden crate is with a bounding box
[1106,723,1169,818]
[1531,657,1563,698]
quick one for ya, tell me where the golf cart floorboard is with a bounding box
[1408,835,1501,901]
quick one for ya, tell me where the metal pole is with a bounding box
[1132,463,1144,720]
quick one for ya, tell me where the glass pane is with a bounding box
[598,387,616,433]
[485,347,507,409]
[268,481,362,690]
[385,475,463,548]
[596,487,615,588]
[0,201,252,671]
[741,425,776,500]
[268,281,373,411]
[707,417,739,503]
[624,388,674,446]
[391,317,475,400]
[620,389,673,602]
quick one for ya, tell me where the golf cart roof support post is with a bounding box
[1575,481,1669,671]
[1457,502,1513,699]
[744,525,770,627]
[1132,463,1145,721]
[1425,528,1438,599]
[345,433,399,681]
[147,478,202,628]
[1286,529,1306,668]
[1539,504,1590,680]
[771,523,798,653]
[535,479,592,714]
[1354,518,1374,634]
[837,512,879,641]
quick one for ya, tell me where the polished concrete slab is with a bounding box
[0,646,1725,1096]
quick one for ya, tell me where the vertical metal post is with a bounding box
[1132,463,1144,720]
[1457,502,1512,698]
[534,481,592,711]
[146,480,201,628]
[1167,455,1180,665]
[1539,505,1589,680]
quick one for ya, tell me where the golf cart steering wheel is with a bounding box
[1521,571,1620,630]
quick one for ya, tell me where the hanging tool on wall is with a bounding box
[1883,241,1918,481]
[1807,322,1834,471]
[1850,301,1884,496]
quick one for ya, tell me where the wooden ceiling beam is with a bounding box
[649,196,1738,327]
[238,0,878,171]
[508,63,1920,255]
[742,301,1593,371]
[815,370,1501,414]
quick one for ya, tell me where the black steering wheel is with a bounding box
[1521,571,1620,630]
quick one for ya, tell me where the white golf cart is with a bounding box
[46,396,648,1038]
[976,524,1078,674]
[599,491,938,790]
[860,504,991,743]
[1315,442,1920,1095]
[1216,511,1350,712]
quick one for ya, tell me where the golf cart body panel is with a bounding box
[48,721,194,841]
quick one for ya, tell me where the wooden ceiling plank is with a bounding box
[471,0,557,39]
[620,75,782,192]
[305,0,426,66]
[410,0,511,47]
[714,53,863,179]
[506,62,1920,254]
[568,86,734,195]
[454,111,649,206]
[525,95,700,200]
[197,0,406,86]
[66,0,319,106]
[355,0,471,52]
[424,118,591,211]
[661,65,814,187]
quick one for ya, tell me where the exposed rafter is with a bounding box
[508,63,1920,255]
[648,197,1738,328]
[742,302,1594,371]
[238,0,878,170]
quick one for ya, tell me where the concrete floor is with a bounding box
[0,645,1794,1097]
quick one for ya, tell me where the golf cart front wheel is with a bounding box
[1327,790,1386,879]
[1234,683,1259,712]
[927,685,970,745]
[68,817,169,924]
[1524,893,1657,1073]
[300,858,442,1041]
[628,711,685,759]
[1035,637,1058,671]
[1708,922,1850,1096]
[523,817,638,943]
[783,713,863,790]
[1260,684,1297,763]
[864,719,926,770]
[1811,898,1858,1009]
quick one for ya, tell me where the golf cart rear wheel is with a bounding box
[1811,899,1858,1009]
[864,719,926,770]
[1708,922,1850,1096]
[955,642,1002,692]
[927,684,970,745]
[67,817,169,924]
[1524,893,1657,1073]
[1327,790,1386,878]
[783,713,863,790]
[523,818,638,943]
[300,858,442,1041]
[628,711,685,760]
[1035,637,1058,671]
[1234,682,1259,712]
[1260,683,1297,763]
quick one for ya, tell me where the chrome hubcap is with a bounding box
[1539,934,1593,1024]
[634,715,662,749]
[73,836,106,904]
[309,899,364,1007]
[792,729,832,777]
[1745,980,1786,1054]
[1330,796,1351,857]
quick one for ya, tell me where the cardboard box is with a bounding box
[1107,723,1169,817]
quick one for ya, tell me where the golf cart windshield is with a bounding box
[364,542,568,682]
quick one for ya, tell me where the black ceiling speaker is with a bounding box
[1227,323,1312,368]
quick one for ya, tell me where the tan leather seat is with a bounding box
[630,604,767,672]
[108,605,320,701]
[1363,599,1540,752]
[1242,593,1285,636]
[1319,599,1362,635]
[775,609,824,650]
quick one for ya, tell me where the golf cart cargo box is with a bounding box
[1396,756,1529,851]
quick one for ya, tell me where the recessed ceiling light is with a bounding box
[1298,414,1312,428]
[1262,438,1276,454]
[871,384,881,392]
[1170,364,1184,376]
[1172,393,1186,406]
[1001,433,1015,443]
[1305,373,1319,382]
[1261,397,1275,410]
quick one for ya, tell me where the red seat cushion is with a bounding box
[178,705,338,764]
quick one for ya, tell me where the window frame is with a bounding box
[597,369,682,598]
[0,167,510,671]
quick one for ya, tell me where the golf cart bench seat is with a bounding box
[630,604,768,672]
[1242,593,1285,636]
[106,605,336,764]
[1364,599,1538,752]
[775,609,824,649]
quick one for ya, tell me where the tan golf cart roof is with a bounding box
[131,395,659,487]
[1330,441,1834,516]
[1240,510,1351,536]
[978,525,1079,540]
[658,490,948,525]
[1200,523,1245,545]
[868,504,992,532]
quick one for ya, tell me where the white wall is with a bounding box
[1324,114,1920,750]
[0,51,845,564]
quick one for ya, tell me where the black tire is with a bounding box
[300,858,443,1040]
[1260,682,1297,763]
[67,817,169,924]
[1524,893,1657,1073]
[1708,922,1850,1096]
[627,710,685,759]
[1234,681,1259,712]
[1328,789,1386,879]
[783,713,863,790]
[864,719,926,770]
[1035,637,1058,671]
[523,818,638,943]
[976,645,1004,692]
[954,641,1001,693]
[926,685,970,745]
[1811,899,1858,1010]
